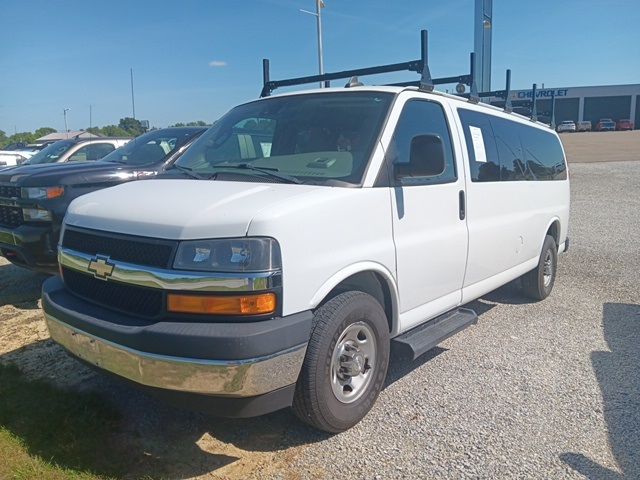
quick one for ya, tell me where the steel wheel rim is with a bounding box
[330,322,377,404]
[543,250,554,287]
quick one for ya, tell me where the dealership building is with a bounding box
[487,83,640,128]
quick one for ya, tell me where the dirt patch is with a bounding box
[0,260,93,388]
[561,130,640,163]
[0,258,315,479]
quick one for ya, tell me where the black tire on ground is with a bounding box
[521,234,558,301]
[292,291,390,433]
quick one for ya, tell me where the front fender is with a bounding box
[308,261,400,336]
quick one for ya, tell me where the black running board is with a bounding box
[391,308,478,361]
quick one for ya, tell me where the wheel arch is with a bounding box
[544,217,562,250]
[309,263,400,336]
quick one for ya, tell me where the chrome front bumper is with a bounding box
[45,314,307,397]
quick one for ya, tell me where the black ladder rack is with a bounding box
[260,29,519,117]
[260,30,475,98]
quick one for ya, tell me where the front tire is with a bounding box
[521,235,558,300]
[292,291,390,433]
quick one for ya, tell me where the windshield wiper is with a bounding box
[210,163,302,184]
[168,163,205,179]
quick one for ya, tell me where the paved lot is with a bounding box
[1,146,639,478]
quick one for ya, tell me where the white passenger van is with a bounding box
[42,34,569,433]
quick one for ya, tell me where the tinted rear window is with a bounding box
[459,108,567,182]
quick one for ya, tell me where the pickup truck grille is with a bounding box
[62,228,176,269]
[62,267,163,318]
[0,185,20,199]
[0,205,23,228]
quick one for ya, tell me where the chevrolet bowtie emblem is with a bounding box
[88,255,115,280]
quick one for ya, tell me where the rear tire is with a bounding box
[521,235,558,300]
[292,291,390,433]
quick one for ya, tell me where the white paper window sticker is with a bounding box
[260,142,272,157]
[469,126,487,163]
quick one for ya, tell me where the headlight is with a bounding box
[173,237,281,272]
[21,186,65,200]
[22,208,52,222]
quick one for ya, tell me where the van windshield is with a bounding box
[174,92,393,185]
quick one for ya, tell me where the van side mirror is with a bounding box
[394,134,446,179]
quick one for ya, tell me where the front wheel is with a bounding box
[521,235,558,300]
[292,291,390,433]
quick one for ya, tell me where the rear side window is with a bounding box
[491,116,528,181]
[388,99,457,186]
[459,108,567,182]
[520,126,567,180]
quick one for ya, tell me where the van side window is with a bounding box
[520,126,568,181]
[389,100,456,186]
[490,116,528,181]
[457,109,500,182]
[459,109,568,182]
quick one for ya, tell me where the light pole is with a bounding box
[63,108,70,138]
[300,0,325,88]
[130,68,136,119]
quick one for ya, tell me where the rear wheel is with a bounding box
[292,291,390,433]
[521,235,558,300]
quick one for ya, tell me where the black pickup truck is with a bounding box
[0,127,206,273]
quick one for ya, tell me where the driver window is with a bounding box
[389,100,457,186]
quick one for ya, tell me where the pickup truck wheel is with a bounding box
[521,235,557,300]
[292,291,390,433]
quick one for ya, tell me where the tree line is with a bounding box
[1,118,210,149]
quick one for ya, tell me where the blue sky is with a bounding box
[1,0,639,133]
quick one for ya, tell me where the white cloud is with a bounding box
[208,60,227,67]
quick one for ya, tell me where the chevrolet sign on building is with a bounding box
[488,83,640,128]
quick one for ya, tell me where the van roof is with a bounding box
[262,85,555,131]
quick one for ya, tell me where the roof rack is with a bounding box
[259,29,516,113]
[458,69,513,107]
[260,30,474,98]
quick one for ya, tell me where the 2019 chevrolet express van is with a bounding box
[42,86,569,433]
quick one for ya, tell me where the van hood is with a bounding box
[64,179,322,240]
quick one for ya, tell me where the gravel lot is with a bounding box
[1,152,639,478]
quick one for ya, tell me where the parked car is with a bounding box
[576,121,592,132]
[2,142,29,151]
[616,119,634,131]
[22,137,130,165]
[0,127,205,273]
[595,118,616,131]
[0,150,31,167]
[556,120,576,133]
[41,81,570,432]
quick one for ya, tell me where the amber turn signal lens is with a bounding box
[167,292,277,315]
[47,186,65,199]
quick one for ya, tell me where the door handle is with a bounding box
[459,190,466,220]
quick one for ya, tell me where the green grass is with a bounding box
[0,364,125,479]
